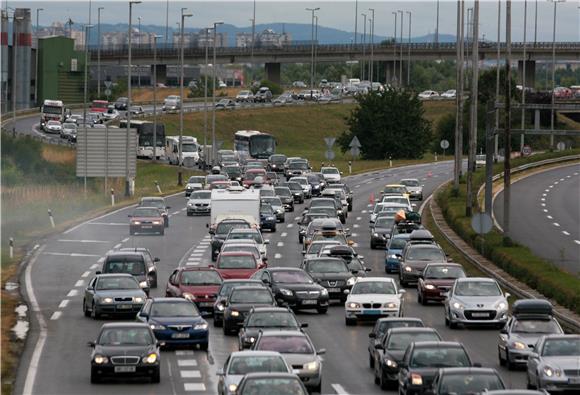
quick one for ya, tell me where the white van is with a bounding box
[165,136,199,165]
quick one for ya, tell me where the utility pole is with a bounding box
[399,10,404,87]
[368,8,375,82]
[314,15,319,88]
[392,12,397,87]
[97,7,103,98]
[250,0,256,85]
[466,0,479,217]
[83,24,93,194]
[503,0,512,240]
[354,0,358,45]
[306,8,319,89]
[35,8,43,106]
[179,8,193,185]
[137,16,141,89]
[521,0,527,152]
[361,13,366,81]
[534,0,538,46]
[126,1,141,197]
[165,0,169,48]
[204,27,209,163]
[454,0,463,190]
[495,0,501,161]
[152,34,161,163]
[406,11,411,87]
[550,0,562,149]
[435,0,440,45]
[211,21,224,166]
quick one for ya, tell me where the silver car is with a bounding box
[289,177,312,199]
[444,277,509,329]
[187,190,211,216]
[400,178,424,200]
[83,274,147,319]
[216,351,291,395]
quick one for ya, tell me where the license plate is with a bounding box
[141,225,152,229]
[327,288,341,293]
[363,310,381,315]
[471,312,490,318]
[302,300,317,305]
[114,366,136,373]
[172,333,190,339]
[117,304,132,309]
[199,302,213,307]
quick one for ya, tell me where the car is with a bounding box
[285,161,310,180]
[243,168,267,188]
[103,249,156,291]
[213,279,266,327]
[283,181,305,203]
[319,245,371,276]
[220,240,264,264]
[299,89,322,101]
[61,122,77,140]
[224,165,243,182]
[139,196,170,227]
[418,90,440,100]
[236,90,254,103]
[186,190,211,216]
[83,274,147,319]
[323,188,349,217]
[162,95,181,112]
[222,286,277,335]
[417,263,466,305]
[272,93,294,106]
[297,213,331,243]
[206,173,229,186]
[331,183,353,211]
[302,241,341,263]
[440,89,457,99]
[251,331,325,392]
[289,177,313,199]
[261,196,285,222]
[293,81,307,88]
[400,178,424,200]
[254,87,273,103]
[130,105,145,115]
[367,318,425,368]
[483,391,546,395]
[445,277,510,329]
[398,341,476,395]
[89,322,160,383]
[304,174,323,197]
[300,257,358,302]
[274,186,295,212]
[320,166,341,184]
[165,267,223,314]
[215,251,263,280]
[308,197,344,223]
[101,107,119,120]
[370,215,396,249]
[373,327,442,390]
[217,351,293,395]
[114,97,129,110]
[225,228,269,259]
[384,234,409,273]
[429,367,506,395]
[526,334,580,392]
[267,154,287,172]
[44,120,62,134]
[216,98,237,109]
[391,220,422,237]
[498,299,563,370]
[259,204,277,232]
[344,277,406,325]
[251,267,330,313]
[235,372,308,395]
[238,307,306,350]
[303,219,348,250]
[399,242,447,287]
[137,297,209,350]
[210,219,252,261]
[382,184,410,199]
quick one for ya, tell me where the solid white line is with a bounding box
[58,300,69,309]
[66,289,78,297]
[121,237,130,243]
[562,231,570,236]
[281,232,287,237]
[81,271,90,278]
[277,242,284,247]
[57,239,110,243]
[85,222,127,226]
[177,359,198,367]
[553,222,560,227]
[180,370,202,378]
[50,311,62,321]
[90,263,99,269]
[274,253,282,259]
[74,280,85,287]
[113,243,122,249]
[331,383,350,394]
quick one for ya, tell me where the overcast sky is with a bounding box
[9,0,580,41]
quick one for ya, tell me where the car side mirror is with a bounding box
[368,333,376,339]
[139,312,149,319]
[317,349,326,355]
[398,289,406,294]
[154,257,160,262]
[261,278,270,285]
[365,268,372,272]
[87,341,96,348]
[300,323,309,328]
[95,271,102,275]
[216,368,224,376]
[166,206,171,209]
[374,343,384,350]
[343,289,350,295]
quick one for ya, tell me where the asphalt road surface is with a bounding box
[15,160,529,395]
[493,163,580,275]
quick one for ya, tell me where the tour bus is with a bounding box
[40,99,66,130]
[119,120,166,159]
[234,130,277,160]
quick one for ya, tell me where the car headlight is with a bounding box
[230,310,240,317]
[132,220,141,225]
[346,277,356,286]
[424,284,436,290]
[142,353,158,364]
[194,323,208,330]
[150,323,166,330]
[187,202,194,207]
[411,373,423,385]
[513,341,526,350]
[217,303,225,311]
[152,220,162,225]
[346,302,360,309]
[248,336,256,343]
[385,359,398,368]
[267,216,275,221]
[337,209,343,214]
[134,296,144,303]
[389,254,399,259]
[228,384,238,393]
[543,366,562,377]
[404,266,412,272]
[385,302,398,309]
[279,288,293,296]
[101,297,113,304]
[313,185,320,189]
[94,355,108,364]
[139,281,148,289]
[373,233,379,237]
[183,292,195,301]
[496,301,507,310]
[320,288,328,296]
[452,301,464,310]
[304,360,319,371]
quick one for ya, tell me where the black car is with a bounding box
[373,327,441,390]
[238,306,307,350]
[118,247,160,288]
[300,257,357,302]
[430,368,506,395]
[259,204,277,232]
[274,186,295,212]
[100,251,152,294]
[306,174,324,197]
[210,219,252,261]
[224,165,242,182]
[370,215,396,249]
[114,97,128,111]
[236,373,308,395]
[222,286,276,335]
[367,317,425,368]
[320,245,371,276]
[268,154,287,172]
[283,182,305,204]
[213,279,266,327]
[251,267,329,314]
[89,323,160,383]
[285,161,309,180]
[297,213,330,244]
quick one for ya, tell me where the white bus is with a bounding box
[119,120,166,159]
[40,99,66,130]
[234,130,277,160]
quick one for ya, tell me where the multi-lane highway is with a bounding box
[493,164,580,275]
[14,159,534,395]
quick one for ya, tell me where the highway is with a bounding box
[493,163,580,275]
[14,159,531,395]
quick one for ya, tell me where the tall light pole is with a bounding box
[504,0,512,239]
[521,0,527,152]
[179,8,193,185]
[435,0,440,45]
[35,8,43,106]
[137,16,141,89]
[250,0,256,86]
[126,0,141,197]
[454,0,463,190]
[368,8,375,82]
[212,21,224,166]
[398,10,404,87]
[314,15,319,88]
[392,12,397,87]
[204,27,210,161]
[306,8,319,89]
[152,34,162,163]
[406,11,412,87]
[361,13,366,81]
[466,0,479,217]
[97,7,103,98]
[353,0,358,45]
[82,24,94,194]
[495,0,501,160]
[12,14,24,130]
[165,0,169,48]
[534,0,538,46]
[550,0,564,149]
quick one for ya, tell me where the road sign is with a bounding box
[522,145,532,156]
[471,213,493,235]
[556,141,566,151]
[324,137,336,149]
[349,136,361,149]
[104,89,112,97]
[440,139,450,150]
[325,150,335,161]
[104,80,113,89]
[350,146,360,158]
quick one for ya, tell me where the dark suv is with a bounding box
[210,219,252,261]
[99,251,153,295]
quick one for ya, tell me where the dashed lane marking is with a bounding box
[81,271,90,278]
[351,233,358,237]
[542,193,547,197]
[355,185,361,188]
[184,383,206,392]
[543,209,549,213]
[90,263,99,270]
[554,181,559,185]
[541,203,546,207]
[544,189,550,192]
[287,224,294,228]
[547,215,553,219]
[281,232,288,238]
[50,312,62,320]
[58,300,69,308]
[277,242,284,247]
[332,384,350,394]
[356,217,361,221]
[43,252,101,258]
[180,370,202,378]
[553,223,560,227]
[541,198,545,202]
[574,240,580,245]
[171,211,181,215]
[177,359,198,367]
[67,289,78,297]
[57,239,110,243]
[190,253,204,257]
[121,237,130,243]
[353,224,359,228]
[186,262,200,266]
[361,210,368,214]
[274,253,282,259]
[74,280,85,287]
[562,231,570,236]
[176,350,194,356]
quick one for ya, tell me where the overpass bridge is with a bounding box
[92,41,580,85]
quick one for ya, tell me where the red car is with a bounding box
[209,180,232,190]
[165,267,223,313]
[129,207,165,235]
[243,169,267,188]
[213,251,264,279]
[417,263,466,305]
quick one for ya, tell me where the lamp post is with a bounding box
[306,7,319,89]
[361,13,366,81]
[212,21,224,166]
[35,8,43,105]
[82,23,94,194]
[392,12,397,87]
[179,8,193,185]
[398,10,403,87]
[368,8,375,83]
[137,16,141,89]
[521,0,527,152]
[495,0,501,160]
[165,0,169,48]
[97,7,103,98]
[550,0,564,149]
[126,0,141,197]
[353,0,358,45]
[406,11,412,87]
[204,27,210,162]
[12,13,25,131]
[152,34,162,163]
[250,0,256,86]
[314,15,319,89]
[435,0,440,45]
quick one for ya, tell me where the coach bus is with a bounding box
[119,120,166,159]
[234,130,276,160]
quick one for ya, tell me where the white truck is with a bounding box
[210,187,260,229]
[165,135,200,166]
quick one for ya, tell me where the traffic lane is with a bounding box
[494,164,580,274]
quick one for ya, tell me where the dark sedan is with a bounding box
[238,307,306,350]
[274,186,295,212]
[128,207,165,236]
[417,263,466,305]
[83,274,146,319]
[300,257,357,302]
[89,322,160,383]
[259,204,277,232]
[367,317,425,368]
[370,216,395,249]
[222,286,276,335]
[213,279,266,327]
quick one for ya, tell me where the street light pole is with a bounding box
[137,16,141,89]
[204,27,209,163]
[406,11,411,87]
[495,0,501,160]
[82,24,94,195]
[97,7,103,98]
[314,15,319,88]
[212,21,224,167]
[466,0,479,217]
[521,0,527,152]
[550,0,563,149]
[361,13,366,81]
[126,0,141,197]
[35,8,43,106]
[392,12,397,87]
[435,0,440,45]
[534,0,538,46]
[179,8,193,185]
[368,8,375,82]
[353,0,358,45]
[306,8,319,89]
[398,10,403,87]
[250,0,256,86]
[152,34,161,164]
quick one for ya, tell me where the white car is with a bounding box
[400,178,424,200]
[289,176,312,199]
[186,190,211,216]
[418,90,440,100]
[380,195,414,211]
[344,277,405,325]
[441,89,457,99]
[236,90,254,103]
[320,167,341,184]
[370,202,409,223]
[101,107,119,120]
[61,122,77,139]
[44,120,62,134]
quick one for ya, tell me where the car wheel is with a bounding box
[369,354,375,369]
[506,351,515,370]
[160,228,165,236]
[313,381,322,394]
[272,226,276,232]
[91,302,99,319]
[151,277,158,289]
[400,279,408,288]
[290,205,294,212]
[151,367,161,383]
[445,311,450,327]
[187,212,192,217]
[498,348,506,366]
[280,216,285,223]
[317,307,328,314]
[164,218,169,228]
[379,369,389,390]
[449,317,458,329]
[299,236,303,244]
[370,242,375,250]
[90,368,100,384]
[199,343,208,351]
[83,299,90,317]
[223,323,232,336]
[345,317,356,326]
[213,317,222,327]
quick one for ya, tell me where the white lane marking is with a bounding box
[57,239,110,243]
[574,240,580,245]
[356,217,362,221]
[74,280,85,287]
[287,224,294,228]
[554,181,559,185]
[560,178,565,181]
[294,216,301,221]
[549,185,554,188]
[332,384,350,394]
[543,209,549,213]
[121,237,130,243]
[367,204,372,207]
[542,193,547,197]
[194,245,208,250]
[58,300,69,309]
[171,211,180,215]
[353,224,360,228]
[562,231,570,236]
[274,253,282,259]
[277,242,284,247]
[351,233,358,237]
[180,370,202,378]
[184,383,206,391]
[175,350,195,356]
[199,241,210,245]
[43,252,101,257]
[50,312,62,321]
[87,222,127,226]
[113,243,122,249]
[190,253,204,257]
[181,208,187,211]
[280,232,288,238]
[544,189,550,192]
[177,359,198,367]
[547,215,553,219]
[366,180,372,184]
[553,222,560,227]
[541,203,546,207]
[90,263,99,270]
[81,271,90,278]
[355,185,361,188]
[361,210,368,214]
[186,262,200,266]
[97,257,105,263]
[67,289,78,297]
[352,243,359,247]
[541,198,545,202]
[566,175,571,178]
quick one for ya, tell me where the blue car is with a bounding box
[385,234,410,273]
[260,204,277,232]
[137,297,209,350]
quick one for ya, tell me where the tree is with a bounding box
[337,90,432,160]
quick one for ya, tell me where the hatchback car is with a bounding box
[83,274,147,319]
[417,263,466,305]
[400,178,424,200]
[367,317,425,368]
[268,154,287,172]
[100,251,152,294]
[320,166,341,184]
[213,280,266,327]
[139,196,170,227]
[236,372,308,395]
[344,277,406,325]
[129,207,165,235]
[261,196,285,222]
[274,186,295,212]
[210,219,252,260]
[399,243,447,287]
[301,257,357,302]
[385,234,411,273]
[215,251,263,280]
[185,176,205,196]
[370,215,396,249]
[259,204,277,232]
[165,268,223,314]
[222,286,276,335]
[225,228,269,258]
[187,190,211,216]
[238,307,306,350]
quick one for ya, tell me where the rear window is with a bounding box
[218,255,257,269]
[216,222,250,234]
[410,347,470,368]
[103,259,145,275]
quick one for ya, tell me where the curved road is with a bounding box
[493,163,580,275]
[13,159,533,395]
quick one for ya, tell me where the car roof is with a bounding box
[150,297,193,304]
[241,372,301,380]
[231,286,270,292]
[267,267,304,272]
[100,322,150,329]
[250,306,293,313]
[259,330,308,337]
[388,327,438,334]
[412,341,464,349]
[229,228,259,233]
[355,277,396,284]
[141,196,164,201]
[230,350,285,358]
[456,277,497,283]
[424,263,463,269]
[222,279,263,284]
[304,257,346,263]
[95,273,134,278]
[105,251,144,258]
[219,251,255,257]
[179,267,220,272]
[439,367,499,375]
[377,317,423,323]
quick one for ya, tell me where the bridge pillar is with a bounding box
[264,62,281,85]
[151,64,167,85]
[517,60,536,89]
[381,61,397,87]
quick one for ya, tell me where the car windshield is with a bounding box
[272,271,313,284]
[261,206,274,215]
[245,171,265,180]
[275,188,291,197]
[322,168,339,174]
[240,377,305,395]
[424,266,465,279]
[256,336,314,354]
[542,338,580,356]
[512,319,561,334]
[150,302,199,317]
[407,247,446,262]
[63,123,76,129]
[247,312,299,328]
[382,197,408,205]
[307,242,339,255]
[132,208,160,217]
[383,186,406,194]
[410,347,470,368]
[223,245,259,258]
[401,180,420,187]
[207,175,228,183]
[352,281,396,295]
[375,217,395,228]
[180,270,222,286]
[309,207,336,217]
[188,176,205,184]
[228,232,263,244]
[219,255,257,269]
[380,206,408,215]
[103,260,145,275]
[270,155,287,164]
[455,281,502,297]
[311,199,335,209]
[440,373,504,393]
[387,332,440,350]
[377,320,424,337]
[96,276,140,290]
[307,259,349,273]
[289,162,308,170]
[141,200,165,209]
[228,356,288,375]
[287,183,302,192]
[230,289,273,304]
[216,222,250,235]
[262,197,282,206]
[389,238,408,250]
[291,178,307,185]
[191,191,211,200]
[98,327,153,346]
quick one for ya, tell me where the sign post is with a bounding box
[471,212,493,255]
[440,139,450,157]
